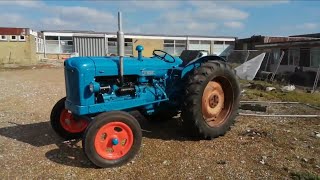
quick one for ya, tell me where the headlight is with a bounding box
[89,83,94,92]
[89,82,100,93]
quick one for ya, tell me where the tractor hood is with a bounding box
[65,56,183,77]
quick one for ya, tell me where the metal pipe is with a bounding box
[239,100,320,117]
[117,12,125,85]
[240,101,320,110]
[270,50,284,82]
[240,101,300,104]
[239,113,320,118]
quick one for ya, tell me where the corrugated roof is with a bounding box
[255,39,320,48]
[0,27,29,35]
[290,33,320,38]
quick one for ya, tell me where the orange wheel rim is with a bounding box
[202,79,233,127]
[94,122,133,160]
[60,109,88,133]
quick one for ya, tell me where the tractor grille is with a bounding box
[65,68,81,105]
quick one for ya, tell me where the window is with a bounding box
[0,35,7,41]
[107,38,133,55]
[60,36,73,53]
[19,35,26,41]
[174,40,186,55]
[225,41,235,45]
[299,48,310,67]
[280,49,289,65]
[213,41,225,55]
[215,41,224,44]
[36,38,44,53]
[201,40,211,44]
[125,38,133,55]
[310,47,320,67]
[164,40,186,55]
[271,49,281,65]
[288,48,300,66]
[10,35,17,41]
[164,40,175,55]
[45,36,59,53]
[108,38,117,55]
[46,36,58,40]
[189,40,199,44]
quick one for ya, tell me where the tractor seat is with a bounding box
[179,50,204,66]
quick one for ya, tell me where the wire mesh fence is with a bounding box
[226,50,320,90]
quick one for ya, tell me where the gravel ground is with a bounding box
[0,67,319,179]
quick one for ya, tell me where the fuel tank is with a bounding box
[65,56,183,78]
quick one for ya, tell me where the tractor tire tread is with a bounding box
[181,60,240,139]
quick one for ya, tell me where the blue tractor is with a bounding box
[50,12,240,168]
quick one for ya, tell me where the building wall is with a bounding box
[132,39,164,57]
[46,53,71,60]
[0,35,37,65]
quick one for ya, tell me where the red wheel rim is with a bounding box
[94,122,133,160]
[60,109,88,133]
[202,79,233,127]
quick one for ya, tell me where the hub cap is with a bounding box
[94,122,133,160]
[202,81,232,127]
[60,109,88,133]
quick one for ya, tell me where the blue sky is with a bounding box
[0,0,319,38]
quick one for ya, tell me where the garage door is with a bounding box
[74,36,106,57]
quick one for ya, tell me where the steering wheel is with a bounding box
[153,50,175,63]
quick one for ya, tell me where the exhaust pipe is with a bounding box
[117,12,125,85]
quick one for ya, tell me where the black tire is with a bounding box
[181,61,240,139]
[50,97,88,140]
[82,111,142,168]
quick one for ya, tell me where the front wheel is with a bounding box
[181,61,240,139]
[50,97,88,140]
[82,111,142,168]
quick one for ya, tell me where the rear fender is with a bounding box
[181,55,226,79]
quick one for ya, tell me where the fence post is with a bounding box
[312,65,320,93]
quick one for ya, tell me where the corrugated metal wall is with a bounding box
[74,36,106,56]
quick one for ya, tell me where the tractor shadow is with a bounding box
[0,121,94,168]
[0,121,59,147]
[0,113,200,168]
[131,111,202,141]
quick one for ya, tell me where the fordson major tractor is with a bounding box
[50,12,240,168]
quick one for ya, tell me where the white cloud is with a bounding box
[298,23,318,30]
[136,21,218,35]
[53,6,115,25]
[39,17,78,30]
[0,1,45,8]
[0,1,116,31]
[0,13,36,28]
[189,1,249,20]
[224,21,244,29]
[0,0,249,35]
[220,0,290,7]
[136,1,248,35]
[124,1,182,10]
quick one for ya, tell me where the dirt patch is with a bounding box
[0,68,319,179]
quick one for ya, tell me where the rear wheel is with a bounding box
[50,97,88,140]
[83,111,142,168]
[181,61,240,139]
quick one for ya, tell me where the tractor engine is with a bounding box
[64,52,182,117]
